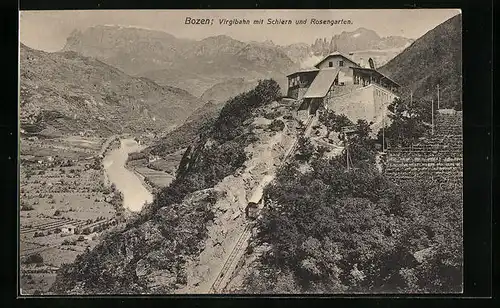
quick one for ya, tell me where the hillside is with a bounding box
[379,14,462,109]
[147,101,224,157]
[20,43,202,137]
[200,78,259,104]
[49,80,293,294]
[47,77,462,294]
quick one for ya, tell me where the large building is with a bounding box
[287,52,400,123]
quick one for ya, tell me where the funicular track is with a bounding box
[208,115,315,294]
[208,222,254,293]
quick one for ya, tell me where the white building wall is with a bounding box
[317,55,359,73]
[325,84,398,128]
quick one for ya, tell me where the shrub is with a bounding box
[264,110,281,119]
[23,253,43,264]
[21,204,34,211]
[54,210,61,216]
[269,119,285,132]
[33,231,44,237]
[295,136,315,162]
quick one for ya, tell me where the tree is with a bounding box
[269,119,285,132]
[82,228,91,235]
[23,253,43,265]
[378,98,429,148]
[340,119,377,165]
[318,110,353,139]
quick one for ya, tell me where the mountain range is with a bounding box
[311,28,413,56]
[62,27,298,96]
[61,25,413,97]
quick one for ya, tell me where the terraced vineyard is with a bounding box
[384,111,463,189]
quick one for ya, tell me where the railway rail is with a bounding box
[209,223,254,294]
[208,114,317,294]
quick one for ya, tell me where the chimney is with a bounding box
[359,58,364,67]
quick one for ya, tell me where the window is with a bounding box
[339,60,344,67]
[329,61,333,67]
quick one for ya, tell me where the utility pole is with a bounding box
[345,135,350,171]
[382,106,386,152]
[431,99,435,135]
[437,84,440,110]
[341,125,356,171]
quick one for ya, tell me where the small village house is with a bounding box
[148,155,160,163]
[60,224,76,235]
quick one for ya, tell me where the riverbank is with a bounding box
[102,138,153,212]
[130,167,157,196]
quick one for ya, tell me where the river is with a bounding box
[102,138,153,212]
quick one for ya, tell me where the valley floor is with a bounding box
[19,134,171,295]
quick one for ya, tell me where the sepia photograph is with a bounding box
[18,9,463,295]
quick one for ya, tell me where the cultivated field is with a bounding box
[19,135,124,295]
[127,148,184,190]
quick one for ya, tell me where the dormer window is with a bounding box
[329,61,333,67]
[339,60,344,67]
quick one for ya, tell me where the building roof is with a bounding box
[286,68,319,77]
[351,66,401,88]
[314,51,358,68]
[303,68,340,99]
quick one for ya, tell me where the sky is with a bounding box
[20,9,461,52]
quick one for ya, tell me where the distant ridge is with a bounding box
[20,43,202,137]
[379,14,462,109]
